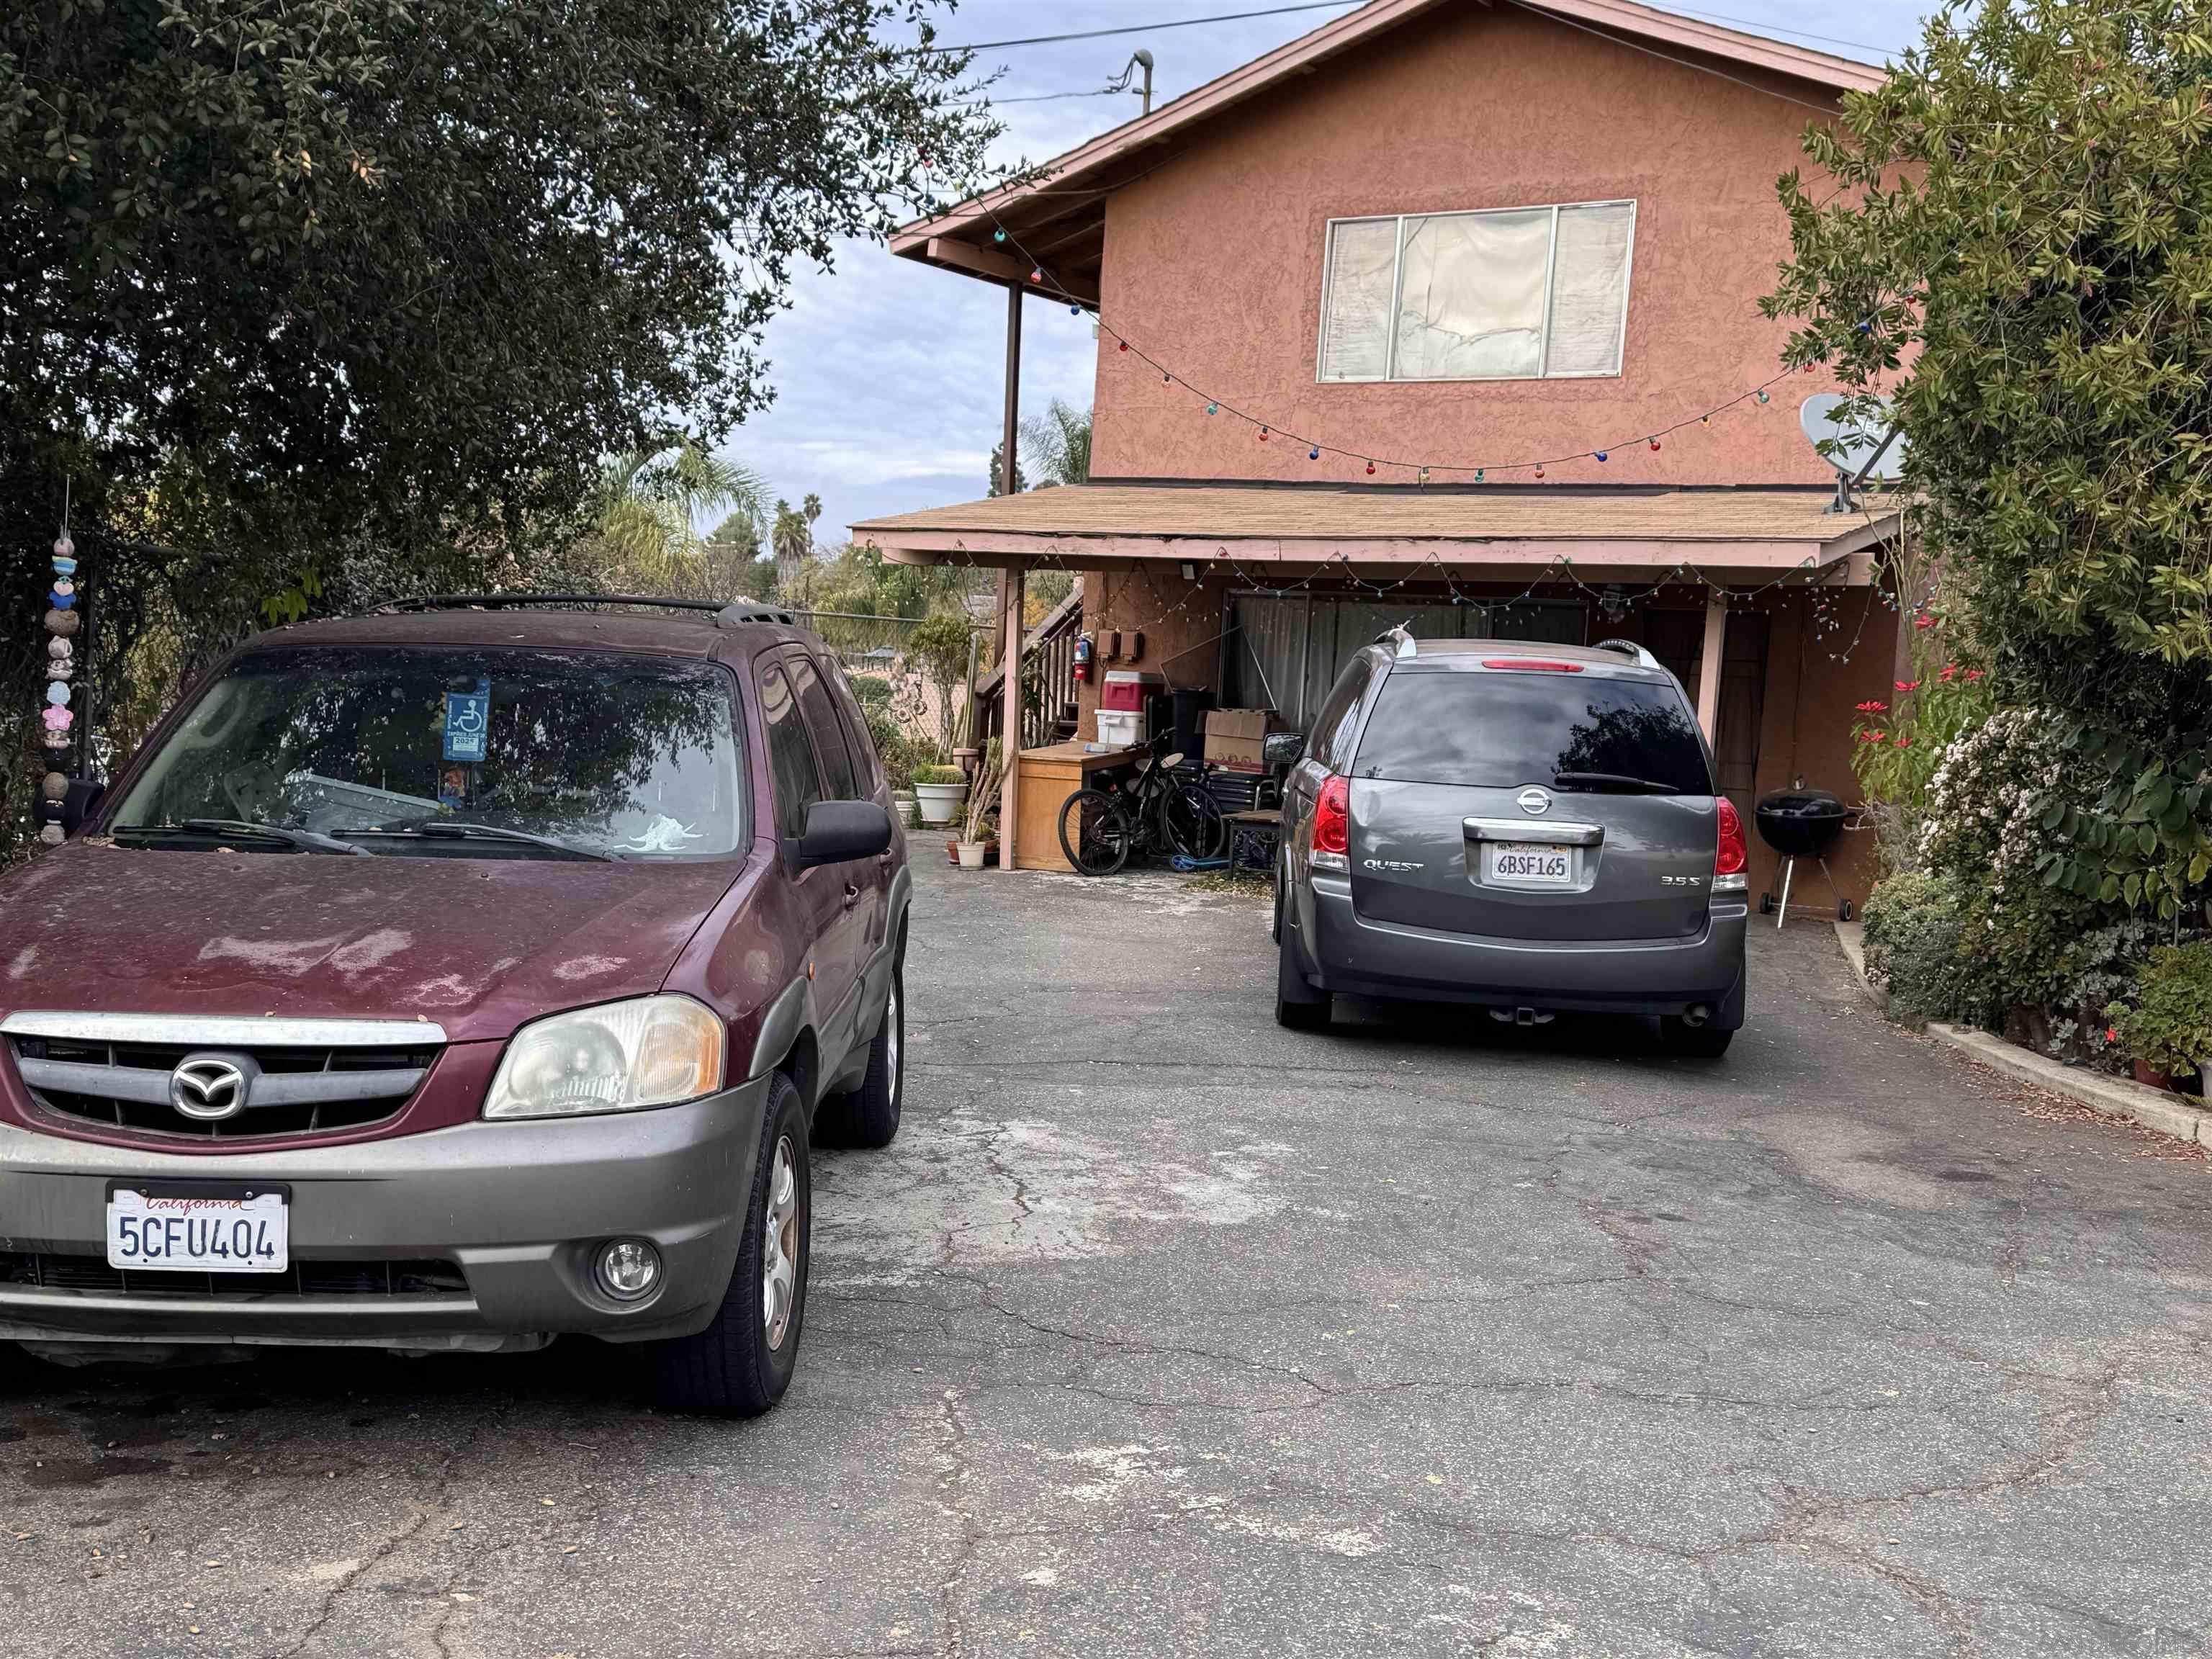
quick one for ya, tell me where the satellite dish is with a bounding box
[1800,394,1907,482]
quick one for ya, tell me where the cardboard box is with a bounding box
[1203,707,1277,770]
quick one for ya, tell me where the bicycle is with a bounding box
[1056,737,1226,876]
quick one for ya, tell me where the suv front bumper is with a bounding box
[1298,875,1748,1026]
[0,1078,769,1353]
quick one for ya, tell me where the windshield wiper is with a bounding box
[1552,772,1681,795]
[345,818,613,862]
[109,818,376,856]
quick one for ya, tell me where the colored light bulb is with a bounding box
[1594,451,1607,463]
[1756,390,1770,404]
[1364,461,1376,475]
[993,229,1007,243]
[1649,438,1661,451]
[1206,402,1218,415]
[1309,446,1320,460]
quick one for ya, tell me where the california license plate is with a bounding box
[1486,842,1573,885]
[106,1184,289,1273]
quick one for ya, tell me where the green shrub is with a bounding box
[914,763,966,786]
[1861,871,1978,1026]
[2106,942,2212,1079]
[865,705,920,792]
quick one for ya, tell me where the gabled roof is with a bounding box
[892,0,1886,305]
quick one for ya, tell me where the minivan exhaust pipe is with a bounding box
[1488,1006,1555,1028]
[1682,1003,1713,1028]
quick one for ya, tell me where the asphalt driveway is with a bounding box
[4,844,2209,1658]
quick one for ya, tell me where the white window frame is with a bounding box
[1314,199,1637,385]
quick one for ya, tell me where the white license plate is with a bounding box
[106,1186,289,1273]
[1486,842,1574,885]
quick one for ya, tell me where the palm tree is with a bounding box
[772,498,813,598]
[1020,400,1092,489]
[593,442,764,592]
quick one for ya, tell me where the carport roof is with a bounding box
[851,482,1902,583]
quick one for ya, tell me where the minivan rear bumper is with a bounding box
[0,1079,769,1354]
[1299,876,1747,1025]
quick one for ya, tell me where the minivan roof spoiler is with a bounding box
[1593,638,1662,669]
[1375,626,1419,659]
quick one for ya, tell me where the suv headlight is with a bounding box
[484,995,726,1120]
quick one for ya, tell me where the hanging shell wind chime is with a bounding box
[37,531,78,847]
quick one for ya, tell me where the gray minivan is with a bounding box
[1272,633,1748,1055]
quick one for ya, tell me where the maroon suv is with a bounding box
[0,596,910,1417]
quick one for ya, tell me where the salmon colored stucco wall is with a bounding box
[1088,4,1848,489]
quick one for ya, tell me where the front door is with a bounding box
[758,661,858,1038]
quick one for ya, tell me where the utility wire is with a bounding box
[916,1,1362,55]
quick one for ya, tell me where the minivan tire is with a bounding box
[818,964,904,1150]
[1275,927,1331,1031]
[1658,1017,1732,1058]
[653,1069,811,1417]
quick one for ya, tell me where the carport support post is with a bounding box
[997,281,1025,871]
[1696,590,1727,744]
[1000,566,1025,869]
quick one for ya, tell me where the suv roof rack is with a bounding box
[361,593,804,629]
[1375,625,1419,659]
[1593,637,1662,669]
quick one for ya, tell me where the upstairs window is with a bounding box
[1318,201,1636,383]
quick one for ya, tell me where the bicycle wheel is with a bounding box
[1161,780,1226,861]
[1058,788,1133,876]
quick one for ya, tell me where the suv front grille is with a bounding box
[2,1012,445,1141]
[1,1251,469,1300]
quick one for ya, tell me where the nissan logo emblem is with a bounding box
[170,1053,256,1121]
[1516,786,1553,816]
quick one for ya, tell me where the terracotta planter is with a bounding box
[2133,1058,2174,1091]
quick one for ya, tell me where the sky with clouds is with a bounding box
[735,0,1943,544]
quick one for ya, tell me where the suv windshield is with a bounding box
[111,647,745,859]
[1352,668,1713,794]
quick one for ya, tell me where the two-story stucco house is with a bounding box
[853,0,1909,906]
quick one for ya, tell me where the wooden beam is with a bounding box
[924,238,1100,307]
[1000,567,1025,871]
[1696,592,1727,743]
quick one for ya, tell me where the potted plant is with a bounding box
[912,763,968,827]
[2105,941,2212,1092]
[953,747,1005,870]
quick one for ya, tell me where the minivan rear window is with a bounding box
[1352,670,1712,794]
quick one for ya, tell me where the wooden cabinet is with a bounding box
[1012,742,1143,872]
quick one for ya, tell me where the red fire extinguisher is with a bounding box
[1073,632,1094,683]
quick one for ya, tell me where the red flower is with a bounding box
[1858,730,1884,745]
[1856,699,1889,713]
[1895,679,1921,693]
[2105,1025,2119,1044]
[1964,668,1985,682]
[1892,736,1913,749]
[1913,613,1936,629]
[1939,664,1958,683]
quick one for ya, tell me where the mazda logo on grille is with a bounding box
[170,1053,257,1121]
[1516,786,1553,816]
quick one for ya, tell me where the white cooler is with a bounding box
[1095,709,1144,747]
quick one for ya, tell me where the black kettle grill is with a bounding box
[1753,787,1853,925]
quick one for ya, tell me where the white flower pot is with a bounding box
[954,840,987,870]
[914,781,968,827]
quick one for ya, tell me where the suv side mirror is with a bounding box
[1262,731,1304,770]
[59,779,104,836]
[792,799,892,869]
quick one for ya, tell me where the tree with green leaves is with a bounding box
[591,444,765,592]
[1766,0,2212,921]
[0,0,999,853]
[1020,400,1092,489]
[987,442,1026,498]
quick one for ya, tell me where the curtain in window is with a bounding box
[1318,219,1398,381]
[1545,203,1635,375]
[1393,209,1550,380]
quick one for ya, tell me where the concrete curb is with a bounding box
[1833,920,2208,1146]
[1925,1023,2211,1146]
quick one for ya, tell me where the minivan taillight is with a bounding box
[1311,775,1349,871]
[1480,658,1583,673]
[1714,796,1748,892]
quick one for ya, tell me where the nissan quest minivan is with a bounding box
[0,596,910,1417]
[1274,633,1748,1055]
